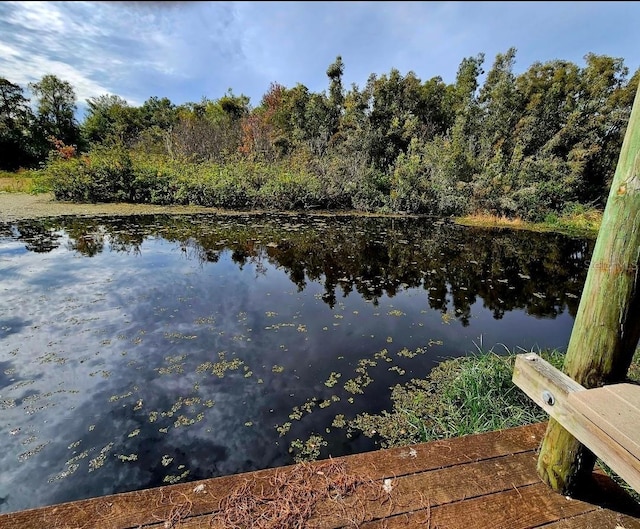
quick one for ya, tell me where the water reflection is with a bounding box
[3,214,590,320]
[0,214,593,513]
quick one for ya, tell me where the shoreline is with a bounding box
[0,192,600,237]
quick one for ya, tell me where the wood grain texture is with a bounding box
[570,383,640,460]
[537,81,640,494]
[514,353,640,494]
[360,481,639,529]
[0,424,545,529]
[3,423,639,529]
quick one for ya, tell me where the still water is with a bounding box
[0,213,593,513]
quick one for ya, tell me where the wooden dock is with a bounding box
[1,423,639,529]
[513,353,640,494]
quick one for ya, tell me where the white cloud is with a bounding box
[0,1,638,114]
[0,41,118,106]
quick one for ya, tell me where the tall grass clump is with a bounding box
[348,346,565,448]
[0,169,38,193]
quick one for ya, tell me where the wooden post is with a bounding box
[536,82,640,495]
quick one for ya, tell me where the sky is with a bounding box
[1,1,639,119]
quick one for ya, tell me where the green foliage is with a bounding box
[179,162,256,209]
[349,168,391,212]
[44,147,135,202]
[289,434,327,463]
[409,137,474,214]
[129,154,190,205]
[139,96,178,130]
[390,137,469,215]
[478,48,521,168]
[43,149,324,211]
[257,168,322,210]
[82,94,140,147]
[29,74,80,154]
[2,52,638,219]
[44,156,91,201]
[348,347,565,448]
[0,77,38,170]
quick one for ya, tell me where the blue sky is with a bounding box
[1,1,639,118]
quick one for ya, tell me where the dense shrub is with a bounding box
[44,148,135,203]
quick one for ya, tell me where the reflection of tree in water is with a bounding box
[0,222,63,253]
[0,214,594,323]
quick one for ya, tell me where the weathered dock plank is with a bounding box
[1,422,638,529]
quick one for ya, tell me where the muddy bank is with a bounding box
[0,192,245,222]
[0,193,420,223]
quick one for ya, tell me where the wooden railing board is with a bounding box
[513,353,640,493]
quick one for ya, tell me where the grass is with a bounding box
[348,345,564,448]
[455,208,603,238]
[348,344,640,502]
[0,173,34,193]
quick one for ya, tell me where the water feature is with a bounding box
[0,213,593,513]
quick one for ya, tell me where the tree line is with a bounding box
[1,48,638,220]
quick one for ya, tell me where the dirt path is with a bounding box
[0,193,413,223]
[0,192,249,222]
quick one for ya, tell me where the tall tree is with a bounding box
[133,96,178,154]
[366,68,432,171]
[571,53,635,204]
[216,90,250,122]
[139,96,178,130]
[0,77,36,169]
[82,94,140,147]
[419,75,453,138]
[447,54,484,184]
[326,55,345,142]
[239,82,288,160]
[166,91,249,162]
[452,53,485,114]
[513,59,581,159]
[478,47,522,168]
[29,74,80,150]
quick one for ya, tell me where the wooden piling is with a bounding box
[536,82,640,494]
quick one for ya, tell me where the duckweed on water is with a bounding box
[347,349,566,449]
[163,469,190,484]
[277,422,292,436]
[331,414,346,428]
[324,372,341,387]
[211,357,245,377]
[288,408,303,421]
[88,443,114,472]
[0,212,597,513]
[17,442,49,462]
[108,390,134,402]
[174,414,203,428]
[343,378,366,395]
[289,434,327,463]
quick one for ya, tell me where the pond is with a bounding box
[0,213,593,513]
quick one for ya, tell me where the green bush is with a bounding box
[45,156,93,201]
[257,169,322,210]
[131,162,182,205]
[350,169,391,212]
[43,148,136,203]
[180,164,254,209]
